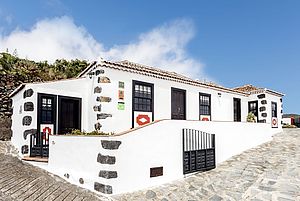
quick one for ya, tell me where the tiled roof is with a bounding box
[233,84,284,97]
[233,84,258,92]
[94,60,249,96]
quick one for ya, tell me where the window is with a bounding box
[233,98,241,122]
[133,81,153,112]
[248,101,258,121]
[41,97,53,123]
[272,102,277,117]
[199,93,211,116]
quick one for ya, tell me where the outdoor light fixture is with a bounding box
[218,92,222,97]
[88,72,95,79]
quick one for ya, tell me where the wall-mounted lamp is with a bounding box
[88,72,95,79]
[218,92,222,97]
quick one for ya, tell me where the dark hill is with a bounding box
[0,52,89,140]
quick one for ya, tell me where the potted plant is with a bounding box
[247,112,256,123]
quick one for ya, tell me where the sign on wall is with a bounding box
[118,90,124,100]
[119,81,124,89]
[272,117,278,128]
[200,115,211,121]
[118,102,125,110]
[40,124,54,135]
[134,112,153,127]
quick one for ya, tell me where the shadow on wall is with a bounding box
[0,117,12,141]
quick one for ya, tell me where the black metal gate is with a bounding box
[30,132,49,157]
[183,128,215,174]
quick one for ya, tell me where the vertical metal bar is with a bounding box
[188,129,191,152]
[197,130,200,150]
[208,133,211,149]
[191,129,193,151]
[201,131,203,149]
[182,128,185,174]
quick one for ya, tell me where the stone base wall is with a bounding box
[0,117,12,141]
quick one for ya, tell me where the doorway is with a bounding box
[233,98,241,122]
[58,96,81,134]
[171,88,186,120]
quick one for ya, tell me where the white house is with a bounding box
[9,60,284,195]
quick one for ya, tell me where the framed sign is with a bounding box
[119,81,124,89]
[118,102,125,110]
[134,111,153,127]
[118,90,124,100]
[200,115,211,121]
[272,117,278,128]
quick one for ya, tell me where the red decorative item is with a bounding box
[136,114,151,126]
[272,119,277,126]
[42,127,51,141]
[202,117,209,121]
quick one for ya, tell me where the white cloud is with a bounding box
[0,16,207,79]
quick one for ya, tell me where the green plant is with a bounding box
[247,112,256,123]
[282,124,297,128]
[68,129,115,136]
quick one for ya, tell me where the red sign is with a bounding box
[202,117,209,121]
[136,114,151,126]
[42,127,52,134]
[42,127,51,141]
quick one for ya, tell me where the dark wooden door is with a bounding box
[37,94,57,134]
[233,98,241,122]
[171,88,186,120]
[58,97,81,134]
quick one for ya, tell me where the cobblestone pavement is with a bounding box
[0,142,111,201]
[113,129,300,201]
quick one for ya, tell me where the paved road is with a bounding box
[0,129,299,201]
[113,129,300,201]
[0,142,110,201]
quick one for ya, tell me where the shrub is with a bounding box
[247,112,256,123]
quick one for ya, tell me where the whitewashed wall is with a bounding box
[282,118,291,125]
[90,66,250,133]
[11,78,89,157]
[48,120,281,195]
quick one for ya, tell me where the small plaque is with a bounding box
[150,167,163,178]
[119,81,124,89]
[118,90,124,100]
[118,102,125,110]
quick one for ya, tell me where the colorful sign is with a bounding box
[118,90,124,100]
[118,102,125,110]
[134,112,152,127]
[40,124,54,135]
[272,117,278,128]
[119,81,124,89]
[200,115,211,121]
[40,124,54,142]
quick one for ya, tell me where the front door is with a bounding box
[58,96,81,134]
[37,94,57,135]
[171,88,186,120]
[233,98,241,122]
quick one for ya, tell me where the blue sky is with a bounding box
[0,0,299,114]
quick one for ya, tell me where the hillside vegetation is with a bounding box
[0,52,89,140]
[0,52,88,82]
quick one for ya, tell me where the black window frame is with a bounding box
[248,101,259,122]
[199,92,211,118]
[132,80,154,127]
[233,98,241,122]
[271,101,277,118]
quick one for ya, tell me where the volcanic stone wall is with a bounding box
[0,74,23,140]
